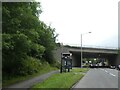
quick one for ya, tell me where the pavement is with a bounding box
[72,68,119,90]
[3,70,59,89]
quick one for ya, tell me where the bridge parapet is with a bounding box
[53,46,119,66]
[69,47,118,54]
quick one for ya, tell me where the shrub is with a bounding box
[19,57,42,75]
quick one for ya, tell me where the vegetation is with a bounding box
[2,1,58,85]
[3,62,57,87]
[31,68,89,89]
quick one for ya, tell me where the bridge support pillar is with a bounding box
[71,53,81,67]
[107,54,118,66]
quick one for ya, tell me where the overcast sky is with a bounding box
[37,0,119,49]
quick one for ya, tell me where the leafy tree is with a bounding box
[2,33,31,75]
[2,2,57,76]
[37,22,58,63]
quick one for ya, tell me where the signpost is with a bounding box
[60,53,72,73]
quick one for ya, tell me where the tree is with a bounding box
[2,2,57,76]
[38,22,57,63]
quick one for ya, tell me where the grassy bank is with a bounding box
[31,68,89,89]
[3,62,58,87]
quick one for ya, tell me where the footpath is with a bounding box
[3,70,59,89]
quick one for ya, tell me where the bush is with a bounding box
[51,60,61,69]
[19,57,42,75]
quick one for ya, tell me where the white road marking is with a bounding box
[102,69,116,77]
[109,73,116,77]
[105,70,108,73]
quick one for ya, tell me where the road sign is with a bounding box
[60,53,72,73]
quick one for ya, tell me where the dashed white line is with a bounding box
[109,73,116,77]
[101,69,116,77]
[105,70,108,73]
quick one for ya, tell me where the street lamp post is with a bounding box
[81,34,82,68]
[81,32,91,68]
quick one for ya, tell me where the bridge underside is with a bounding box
[70,51,118,67]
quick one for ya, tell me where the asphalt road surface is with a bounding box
[73,68,119,89]
[3,70,59,89]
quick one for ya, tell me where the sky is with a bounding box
[37,0,119,49]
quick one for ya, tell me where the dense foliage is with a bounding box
[2,2,57,76]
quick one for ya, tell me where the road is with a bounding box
[73,68,119,89]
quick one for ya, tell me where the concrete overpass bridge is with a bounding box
[53,45,119,67]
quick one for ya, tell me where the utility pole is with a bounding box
[81,32,91,68]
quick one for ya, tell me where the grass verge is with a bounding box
[31,68,89,89]
[3,63,58,87]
